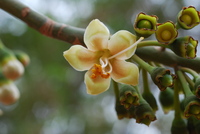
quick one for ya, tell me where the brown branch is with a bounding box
[0,0,85,45]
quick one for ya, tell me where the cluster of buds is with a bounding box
[115,6,200,132]
[0,40,29,106]
[134,6,199,59]
[115,85,156,126]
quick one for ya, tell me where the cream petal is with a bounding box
[63,45,99,71]
[111,59,139,85]
[108,30,137,60]
[84,19,110,51]
[84,70,111,95]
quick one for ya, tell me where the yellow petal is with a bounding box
[108,30,136,60]
[111,59,139,85]
[84,70,111,95]
[84,19,110,51]
[63,45,99,71]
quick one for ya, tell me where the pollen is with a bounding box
[91,64,110,79]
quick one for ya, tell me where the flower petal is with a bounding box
[63,45,99,71]
[84,70,111,95]
[84,19,110,51]
[111,59,139,85]
[108,30,137,60]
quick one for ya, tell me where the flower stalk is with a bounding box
[131,55,155,73]
[142,69,158,112]
[177,70,193,97]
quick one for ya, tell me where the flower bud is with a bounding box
[142,91,158,112]
[150,67,176,91]
[134,12,158,38]
[169,36,198,59]
[119,85,139,109]
[134,99,157,126]
[181,95,200,119]
[171,117,188,134]
[14,51,30,67]
[2,60,24,80]
[115,99,129,119]
[177,6,200,30]
[0,48,24,80]
[194,77,200,98]
[159,87,174,114]
[187,116,200,133]
[155,21,178,45]
[0,82,20,105]
[127,105,136,119]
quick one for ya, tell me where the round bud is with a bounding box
[0,82,20,105]
[2,60,24,80]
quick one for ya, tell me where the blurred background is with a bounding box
[0,0,200,134]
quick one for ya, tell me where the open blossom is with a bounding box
[63,19,143,95]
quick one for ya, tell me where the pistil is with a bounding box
[91,37,144,79]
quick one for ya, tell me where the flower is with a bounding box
[181,95,200,119]
[134,12,158,38]
[177,6,200,30]
[169,36,198,59]
[63,19,143,95]
[155,21,178,45]
[119,85,140,109]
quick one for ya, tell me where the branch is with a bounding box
[136,47,200,72]
[1,0,200,72]
[0,0,85,45]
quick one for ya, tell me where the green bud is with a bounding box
[134,12,158,38]
[142,91,158,113]
[181,95,200,119]
[159,87,174,114]
[188,116,200,133]
[115,99,129,119]
[0,47,24,80]
[0,47,16,66]
[171,117,188,134]
[119,85,140,109]
[169,36,198,59]
[127,105,136,119]
[137,20,153,29]
[177,6,200,30]
[134,99,156,126]
[14,51,30,67]
[150,67,176,91]
[155,21,178,45]
[160,74,174,87]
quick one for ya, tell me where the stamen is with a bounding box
[90,64,111,79]
[108,37,144,60]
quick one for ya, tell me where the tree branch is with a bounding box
[0,0,200,72]
[136,47,200,72]
[0,0,85,45]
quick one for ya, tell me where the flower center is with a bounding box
[90,37,144,79]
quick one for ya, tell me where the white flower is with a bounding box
[64,19,143,95]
